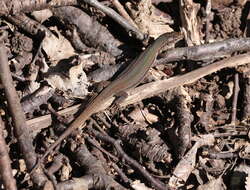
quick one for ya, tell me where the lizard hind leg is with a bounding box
[110,90,128,114]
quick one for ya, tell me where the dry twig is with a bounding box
[0,40,50,188]
[0,117,17,190]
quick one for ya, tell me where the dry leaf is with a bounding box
[128,107,159,124]
[42,181,54,190]
[45,61,89,98]
[31,9,53,23]
[60,163,72,181]
[179,0,201,46]
[126,0,173,38]
[19,159,26,172]
[132,180,154,190]
[42,27,75,62]
[169,134,215,188]
[197,176,226,190]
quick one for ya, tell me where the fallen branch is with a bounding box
[0,41,50,188]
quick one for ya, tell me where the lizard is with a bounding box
[32,31,183,172]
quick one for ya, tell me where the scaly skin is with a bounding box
[33,32,183,171]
